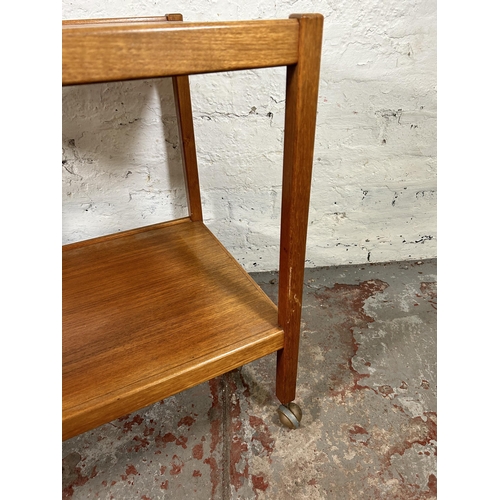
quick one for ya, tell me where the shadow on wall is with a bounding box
[61,69,299,273]
[62,78,188,244]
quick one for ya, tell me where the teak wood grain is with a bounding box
[62,13,323,439]
[276,14,324,404]
[62,19,299,85]
[167,14,204,222]
[63,220,284,440]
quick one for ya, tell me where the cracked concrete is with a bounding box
[62,259,437,499]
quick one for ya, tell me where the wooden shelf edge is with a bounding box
[63,217,192,251]
[63,328,284,440]
[63,19,299,85]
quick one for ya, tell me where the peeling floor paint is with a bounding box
[62,259,437,499]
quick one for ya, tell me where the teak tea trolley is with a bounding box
[62,13,323,440]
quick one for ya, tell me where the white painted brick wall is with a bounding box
[62,0,437,271]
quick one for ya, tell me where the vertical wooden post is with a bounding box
[166,14,204,222]
[276,13,323,404]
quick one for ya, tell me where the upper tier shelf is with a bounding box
[62,18,300,85]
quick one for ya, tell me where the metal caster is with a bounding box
[278,402,303,429]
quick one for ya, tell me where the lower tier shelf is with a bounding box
[63,219,284,440]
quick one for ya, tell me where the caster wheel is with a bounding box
[278,402,303,429]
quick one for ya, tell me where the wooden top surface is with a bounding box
[63,220,283,435]
[62,18,299,85]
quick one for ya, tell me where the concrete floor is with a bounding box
[62,259,437,499]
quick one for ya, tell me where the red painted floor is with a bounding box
[63,260,437,499]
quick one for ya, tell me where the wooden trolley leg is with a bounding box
[276,14,323,415]
[167,13,204,222]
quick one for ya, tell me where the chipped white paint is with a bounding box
[62,0,437,271]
